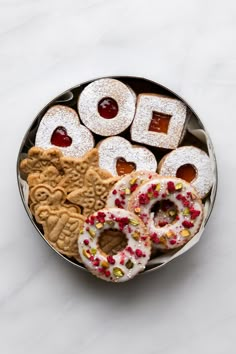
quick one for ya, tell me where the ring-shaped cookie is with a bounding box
[158,146,215,199]
[78,78,136,136]
[78,208,151,282]
[128,176,203,251]
[106,170,159,209]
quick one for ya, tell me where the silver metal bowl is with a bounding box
[16,76,218,274]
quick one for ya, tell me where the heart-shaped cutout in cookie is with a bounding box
[98,136,157,176]
[35,105,94,158]
[116,158,136,176]
[51,126,72,147]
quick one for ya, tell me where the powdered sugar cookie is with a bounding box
[97,137,157,176]
[131,94,187,149]
[78,78,136,136]
[158,146,215,199]
[128,176,203,251]
[78,208,151,282]
[35,105,94,158]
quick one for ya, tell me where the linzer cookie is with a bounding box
[67,168,120,217]
[35,206,84,257]
[97,137,157,176]
[35,105,94,158]
[78,78,136,136]
[131,94,187,149]
[158,146,215,199]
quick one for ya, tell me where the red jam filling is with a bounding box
[176,164,196,183]
[51,126,72,147]
[116,158,136,176]
[98,97,119,119]
[148,112,171,134]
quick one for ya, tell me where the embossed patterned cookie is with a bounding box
[106,170,159,209]
[29,184,81,215]
[67,167,120,217]
[78,78,136,136]
[158,146,215,199]
[131,94,187,149]
[58,148,100,192]
[20,146,63,175]
[27,166,62,188]
[35,206,84,257]
[35,105,94,158]
[97,137,157,176]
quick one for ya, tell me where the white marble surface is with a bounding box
[0,0,235,353]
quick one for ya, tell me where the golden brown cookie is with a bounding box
[29,184,81,215]
[35,206,84,257]
[98,229,129,255]
[20,146,63,175]
[67,168,120,217]
[95,168,113,180]
[27,166,62,188]
[58,148,99,192]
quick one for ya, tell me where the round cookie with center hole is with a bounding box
[158,146,215,199]
[78,78,136,136]
[78,208,151,282]
[128,176,203,251]
[106,170,159,210]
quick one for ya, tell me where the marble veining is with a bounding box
[0,0,235,353]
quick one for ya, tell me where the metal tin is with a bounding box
[16,76,218,274]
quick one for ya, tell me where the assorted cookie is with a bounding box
[36,105,94,157]
[35,206,84,257]
[78,78,136,136]
[131,94,187,149]
[19,77,215,282]
[157,146,215,199]
[67,168,120,217]
[128,176,203,251]
[79,208,151,282]
[97,137,157,176]
[106,170,159,209]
